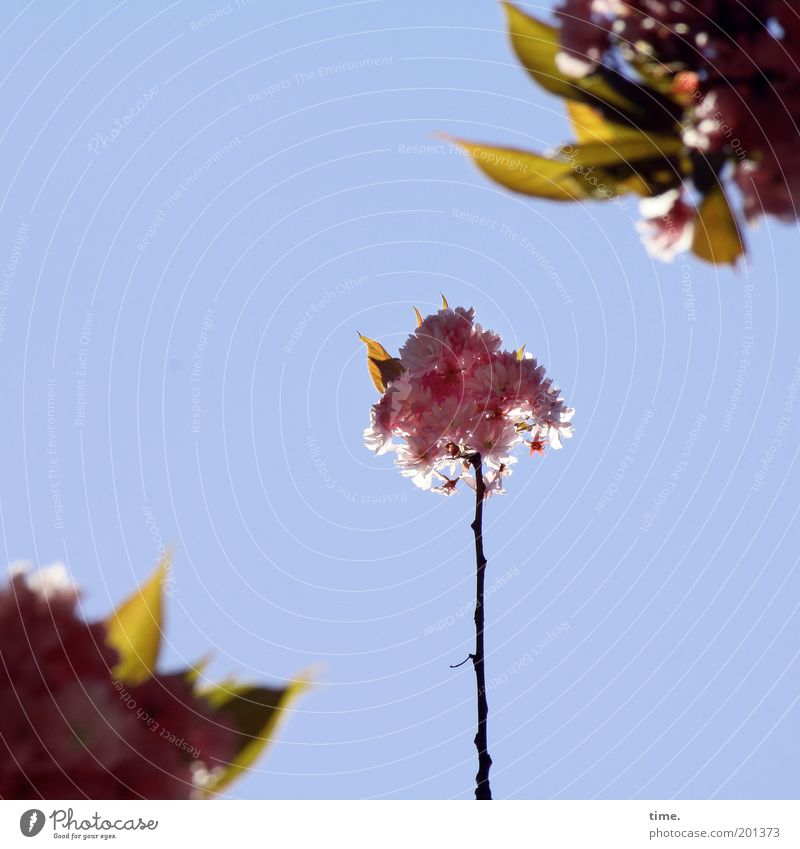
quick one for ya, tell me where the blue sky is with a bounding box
[0,0,798,799]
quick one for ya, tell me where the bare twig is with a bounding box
[467,453,492,800]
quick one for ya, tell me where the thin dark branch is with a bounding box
[468,454,492,800]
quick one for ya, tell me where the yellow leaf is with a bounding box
[441,293,449,309]
[198,675,311,796]
[106,555,170,684]
[691,186,745,265]
[413,306,423,327]
[516,345,526,360]
[358,333,404,393]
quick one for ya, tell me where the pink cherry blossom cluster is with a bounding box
[0,564,236,799]
[364,306,573,496]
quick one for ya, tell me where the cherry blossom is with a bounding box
[364,306,573,496]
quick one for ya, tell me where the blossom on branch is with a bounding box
[363,303,573,496]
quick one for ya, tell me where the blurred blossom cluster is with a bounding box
[558,0,800,226]
[0,564,277,799]
[459,3,800,264]
[364,306,573,496]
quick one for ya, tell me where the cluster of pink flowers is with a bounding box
[555,0,800,252]
[0,564,236,799]
[364,306,573,496]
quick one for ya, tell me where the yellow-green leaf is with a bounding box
[691,186,745,265]
[567,101,641,145]
[441,293,449,309]
[554,139,684,195]
[555,138,683,168]
[504,3,606,103]
[184,652,213,685]
[413,306,423,327]
[516,345,526,360]
[566,101,682,152]
[198,676,309,796]
[359,333,404,393]
[454,139,596,200]
[455,135,683,201]
[106,555,170,684]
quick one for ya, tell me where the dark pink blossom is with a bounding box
[0,565,236,799]
[556,0,800,221]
